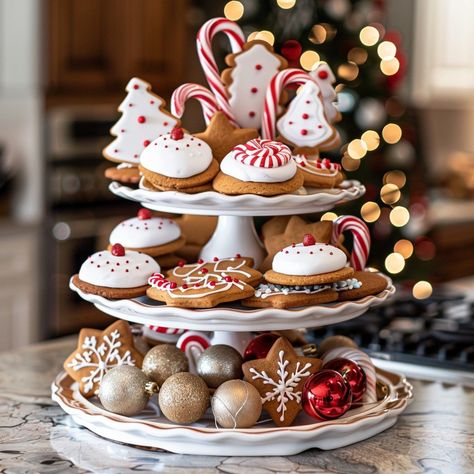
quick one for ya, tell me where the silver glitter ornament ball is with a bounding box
[142,344,189,385]
[159,372,210,424]
[99,365,156,416]
[212,379,262,428]
[197,344,243,388]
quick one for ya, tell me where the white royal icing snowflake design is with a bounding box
[249,349,313,422]
[66,329,136,395]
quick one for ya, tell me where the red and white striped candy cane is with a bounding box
[147,326,185,336]
[332,215,370,271]
[171,83,219,125]
[261,68,315,140]
[176,331,211,374]
[196,17,245,125]
[322,347,377,403]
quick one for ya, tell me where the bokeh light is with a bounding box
[348,47,368,65]
[347,139,368,159]
[377,41,397,60]
[380,183,401,204]
[385,252,405,274]
[361,130,380,151]
[247,31,258,41]
[311,24,327,44]
[255,30,275,46]
[321,212,338,221]
[394,239,414,259]
[359,26,380,46]
[390,206,410,227]
[382,123,402,144]
[341,154,361,171]
[383,170,406,188]
[300,50,321,70]
[380,57,400,76]
[224,1,244,21]
[361,201,381,223]
[337,62,359,81]
[415,238,436,261]
[277,0,296,9]
[413,281,433,300]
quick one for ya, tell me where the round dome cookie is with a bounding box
[72,243,160,298]
[212,138,304,196]
[139,126,219,192]
[109,208,185,257]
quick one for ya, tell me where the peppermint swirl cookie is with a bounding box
[213,138,304,196]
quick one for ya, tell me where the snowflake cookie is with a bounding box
[242,337,322,426]
[63,320,144,397]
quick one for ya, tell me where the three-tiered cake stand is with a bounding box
[52,178,412,456]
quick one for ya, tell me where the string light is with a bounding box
[321,212,338,221]
[311,24,327,44]
[413,281,433,300]
[247,31,258,41]
[361,202,381,223]
[380,57,400,76]
[300,50,320,71]
[361,130,380,151]
[383,170,406,188]
[277,0,296,9]
[341,154,361,171]
[348,47,368,65]
[380,183,401,204]
[390,206,410,227]
[385,252,405,274]
[337,62,359,81]
[347,139,367,159]
[377,41,397,60]
[359,26,380,46]
[255,30,275,45]
[382,123,402,144]
[394,239,413,259]
[224,1,244,21]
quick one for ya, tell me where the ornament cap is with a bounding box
[144,380,159,396]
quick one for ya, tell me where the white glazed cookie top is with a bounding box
[79,246,160,288]
[140,127,212,178]
[109,209,181,248]
[272,242,347,276]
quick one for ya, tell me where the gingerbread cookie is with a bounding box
[147,257,261,308]
[222,40,287,129]
[64,320,143,397]
[242,337,321,426]
[292,154,344,189]
[73,243,160,299]
[213,139,304,196]
[336,271,388,301]
[139,127,219,192]
[109,208,185,257]
[277,80,337,153]
[103,77,179,166]
[104,165,141,184]
[194,112,259,162]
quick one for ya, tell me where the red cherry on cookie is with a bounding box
[170,127,184,140]
[303,233,316,246]
[111,243,125,257]
[137,208,152,220]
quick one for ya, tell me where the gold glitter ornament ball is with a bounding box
[99,365,158,416]
[197,344,243,388]
[212,379,262,428]
[159,372,210,424]
[142,344,189,385]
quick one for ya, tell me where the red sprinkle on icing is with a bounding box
[201,268,208,274]
[163,121,169,126]
[182,283,188,289]
[318,70,329,79]
[150,100,155,104]
[137,115,146,123]
[197,259,204,264]
[143,140,151,147]
[224,276,232,282]
[235,253,241,258]
[255,64,262,70]
[251,87,258,93]
[318,125,323,128]
[234,278,239,283]
[111,243,125,257]
[330,252,333,255]
[169,282,177,289]
[137,208,152,220]
[178,260,185,267]
[249,111,256,118]
[133,84,139,89]
[303,233,316,246]
[302,113,309,119]
[209,281,216,287]
[170,127,184,140]
[301,129,308,136]
[305,100,310,104]
[213,257,219,262]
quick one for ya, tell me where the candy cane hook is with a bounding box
[171,83,219,125]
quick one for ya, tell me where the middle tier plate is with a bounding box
[70,275,395,332]
[109,180,365,216]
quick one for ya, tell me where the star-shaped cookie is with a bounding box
[260,217,333,271]
[194,111,259,162]
[242,337,321,426]
[63,320,143,397]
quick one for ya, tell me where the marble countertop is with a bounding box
[0,337,473,473]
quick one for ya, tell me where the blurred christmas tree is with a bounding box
[220,0,432,293]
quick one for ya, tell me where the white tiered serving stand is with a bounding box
[54,179,412,456]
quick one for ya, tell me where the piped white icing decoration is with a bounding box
[228,43,283,129]
[140,132,212,178]
[277,81,333,148]
[104,77,178,165]
[272,243,347,276]
[109,216,181,248]
[79,250,160,288]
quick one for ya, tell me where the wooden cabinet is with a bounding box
[47,0,187,101]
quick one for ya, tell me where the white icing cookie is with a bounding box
[104,77,179,165]
[272,242,347,276]
[140,129,213,178]
[310,63,340,124]
[79,247,160,288]
[277,81,334,148]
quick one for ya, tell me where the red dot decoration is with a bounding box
[251,87,258,94]
[318,70,329,80]
[301,129,308,136]
[302,113,309,119]
[163,121,169,126]
[178,260,185,267]
[133,84,139,89]
[143,140,151,147]
[249,111,256,118]
[138,116,146,124]
[255,64,262,70]
[150,100,155,104]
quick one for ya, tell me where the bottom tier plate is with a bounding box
[51,368,412,456]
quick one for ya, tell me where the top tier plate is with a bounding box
[109,180,365,216]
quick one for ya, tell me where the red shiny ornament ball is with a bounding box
[302,370,352,420]
[323,358,367,402]
[111,243,125,257]
[170,127,184,140]
[281,40,302,62]
[137,208,152,220]
[243,333,280,362]
[303,233,316,246]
